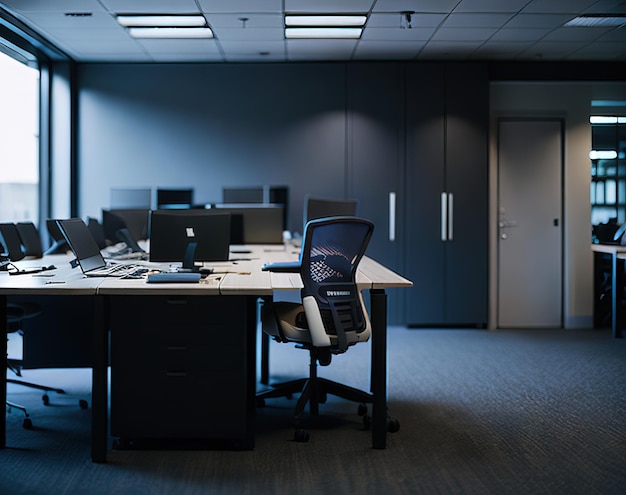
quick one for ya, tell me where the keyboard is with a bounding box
[86,263,148,278]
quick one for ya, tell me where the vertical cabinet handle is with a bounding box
[389,192,396,241]
[447,192,454,241]
[441,192,448,241]
[440,192,454,242]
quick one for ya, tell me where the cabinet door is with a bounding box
[405,64,488,326]
[444,63,488,325]
[405,64,447,324]
[348,63,405,323]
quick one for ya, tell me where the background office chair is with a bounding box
[3,223,87,428]
[44,218,70,255]
[0,223,26,261]
[303,194,358,229]
[86,217,109,249]
[257,216,399,442]
[15,222,44,258]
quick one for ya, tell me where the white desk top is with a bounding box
[0,244,411,296]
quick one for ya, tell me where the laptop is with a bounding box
[57,218,145,277]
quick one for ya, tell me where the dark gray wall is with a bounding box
[78,63,349,234]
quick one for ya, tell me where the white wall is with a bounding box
[489,82,626,328]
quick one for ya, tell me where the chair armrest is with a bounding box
[302,295,331,347]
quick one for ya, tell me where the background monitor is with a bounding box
[156,188,193,209]
[303,195,358,224]
[110,187,152,209]
[223,187,264,204]
[149,209,231,263]
[212,204,284,244]
[102,209,150,244]
[222,185,289,230]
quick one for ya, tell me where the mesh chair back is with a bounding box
[300,216,373,352]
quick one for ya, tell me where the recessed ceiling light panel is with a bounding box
[564,15,626,27]
[116,14,213,39]
[284,14,366,39]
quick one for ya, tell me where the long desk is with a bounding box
[591,244,626,339]
[1,245,412,462]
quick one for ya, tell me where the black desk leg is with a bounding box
[369,288,387,449]
[613,256,624,339]
[1,294,7,449]
[91,296,108,462]
[259,297,271,386]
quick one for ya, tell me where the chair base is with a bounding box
[256,346,375,441]
[7,378,66,406]
[6,400,33,429]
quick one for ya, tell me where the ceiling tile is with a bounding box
[431,27,499,41]
[361,27,436,41]
[504,13,576,28]
[204,13,283,29]
[285,0,374,14]
[521,0,600,14]
[453,0,530,14]
[442,13,515,28]
[198,0,283,14]
[100,0,200,14]
[215,27,283,42]
[373,0,460,13]
[367,12,446,28]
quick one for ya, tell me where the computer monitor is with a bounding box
[102,209,150,243]
[223,187,264,204]
[211,204,284,244]
[222,185,289,230]
[156,188,193,209]
[110,188,152,209]
[149,209,231,263]
[303,195,358,224]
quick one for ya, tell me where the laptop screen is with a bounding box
[57,218,106,273]
[149,210,231,263]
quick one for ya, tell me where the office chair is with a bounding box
[257,216,399,442]
[303,194,358,229]
[3,223,88,428]
[0,223,26,261]
[44,218,70,255]
[15,222,44,258]
[87,217,108,249]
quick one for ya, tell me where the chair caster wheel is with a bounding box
[294,429,309,442]
[357,403,368,416]
[42,394,49,406]
[79,400,89,409]
[23,418,33,429]
[363,414,372,430]
[387,418,400,433]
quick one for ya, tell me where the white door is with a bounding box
[497,119,563,328]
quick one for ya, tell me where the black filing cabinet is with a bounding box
[109,295,256,449]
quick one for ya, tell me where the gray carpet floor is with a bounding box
[2,327,625,495]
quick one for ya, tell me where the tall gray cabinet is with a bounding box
[405,63,489,327]
[348,63,406,323]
